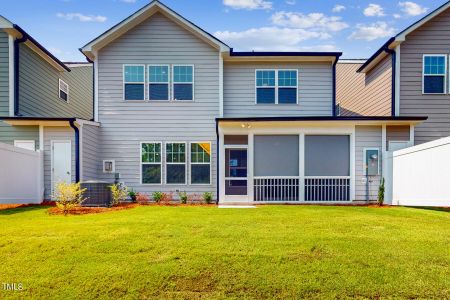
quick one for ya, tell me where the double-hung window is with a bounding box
[278,70,298,104]
[190,142,211,184]
[173,65,194,100]
[166,142,186,184]
[124,65,145,100]
[141,142,162,184]
[256,70,276,104]
[423,55,447,94]
[256,70,298,104]
[59,79,69,102]
[149,65,169,100]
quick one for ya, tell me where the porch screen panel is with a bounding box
[305,135,350,176]
[254,135,299,176]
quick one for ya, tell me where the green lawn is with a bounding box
[0,205,449,299]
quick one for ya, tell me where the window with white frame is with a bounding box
[166,142,186,184]
[149,65,169,101]
[124,65,145,100]
[141,142,162,184]
[59,79,69,102]
[173,65,193,100]
[190,142,211,184]
[256,70,298,104]
[423,55,447,94]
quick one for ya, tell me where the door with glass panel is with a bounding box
[224,147,248,199]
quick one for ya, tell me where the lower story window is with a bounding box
[166,142,186,184]
[141,142,161,184]
[191,142,211,184]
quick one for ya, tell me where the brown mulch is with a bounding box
[48,203,139,215]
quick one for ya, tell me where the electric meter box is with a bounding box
[365,149,379,176]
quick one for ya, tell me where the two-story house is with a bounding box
[0,16,94,200]
[77,1,425,204]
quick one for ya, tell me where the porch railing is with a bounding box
[304,176,350,202]
[254,177,300,201]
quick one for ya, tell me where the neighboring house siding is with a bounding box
[0,124,39,148]
[96,12,218,196]
[0,31,9,116]
[81,124,100,181]
[224,62,332,117]
[43,126,75,199]
[400,8,450,144]
[386,125,410,150]
[18,44,93,119]
[355,125,382,201]
[336,57,391,116]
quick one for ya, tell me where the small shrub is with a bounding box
[378,177,385,206]
[178,191,188,204]
[202,192,213,204]
[52,182,86,215]
[136,193,150,204]
[152,191,165,204]
[128,189,137,202]
[110,183,128,206]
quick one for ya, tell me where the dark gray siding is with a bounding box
[0,31,8,116]
[81,124,100,181]
[97,12,219,196]
[18,45,92,119]
[224,62,332,117]
[400,8,450,144]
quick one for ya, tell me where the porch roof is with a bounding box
[0,117,100,127]
[216,116,427,126]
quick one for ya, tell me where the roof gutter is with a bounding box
[69,120,80,183]
[357,37,395,73]
[13,35,27,116]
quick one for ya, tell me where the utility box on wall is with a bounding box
[364,148,380,176]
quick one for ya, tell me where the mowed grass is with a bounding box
[0,205,449,299]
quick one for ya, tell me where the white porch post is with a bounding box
[381,124,387,176]
[247,133,254,202]
[299,133,305,201]
[409,125,415,146]
[350,126,356,201]
[218,128,225,203]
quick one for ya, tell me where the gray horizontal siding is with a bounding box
[18,45,92,119]
[43,126,75,199]
[97,12,219,196]
[355,125,382,201]
[81,124,100,181]
[0,31,9,116]
[400,8,450,144]
[224,62,332,117]
[336,57,391,117]
[386,125,410,150]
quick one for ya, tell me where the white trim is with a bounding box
[189,141,212,185]
[172,64,194,101]
[148,64,170,101]
[39,125,44,151]
[381,124,387,183]
[363,147,380,176]
[58,79,69,102]
[219,53,224,117]
[422,54,447,95]
[350,126,356,201]
[8,34,14,116]
[14,140,36,151]
[254,69,298,105]
[395,45,400,116]
[299,133,305,201]
[79,123,83,180]
[409,124,415,146]
[165,142,187,185]
[50,139,72,195]
[140,141,163,185]
[247,133,254,198]
[218,129,225,202]
[94,54,99,122]
[123,64,146,101]
[103,160,116,173]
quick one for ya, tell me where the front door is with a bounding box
[52,140,72,191]
[224,148,248,201]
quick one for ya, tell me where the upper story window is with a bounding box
[149,65,169,101]
[173,65,194,101]
[256,70,298,104]
[59,79,69,102]
[423,55,447,94]
[124,65,145,100]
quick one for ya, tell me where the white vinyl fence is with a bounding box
[0,142,43,204]
[393,136,450,207]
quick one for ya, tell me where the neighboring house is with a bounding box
[338,1,450,146]
[0,16,94,199]
[78,1,425,204]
